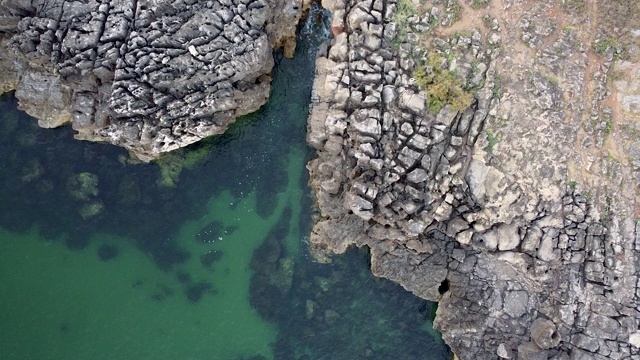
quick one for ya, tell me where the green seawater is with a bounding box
[0,7,451,360]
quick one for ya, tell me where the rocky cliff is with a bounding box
[0,0,307,161]
[307,0,640,359]
[4,0,640,358]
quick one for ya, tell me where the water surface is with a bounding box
[0,7,450,360]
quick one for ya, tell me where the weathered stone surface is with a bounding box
[0,0,305,161]
[307,0,640,359]
[517,342,548,360]
[496,223,520,251]
[407,168,428,184]
[584,313,620,341]
[497,343,513,359]
[503,290,529,318]
[572,333,600,353]
[530,318,561,350]
[399,91,425,115]
[14,71,72,128]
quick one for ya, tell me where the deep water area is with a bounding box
[0,6,450,360]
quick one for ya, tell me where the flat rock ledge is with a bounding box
[0,0,308,161]
[308,0,640,359]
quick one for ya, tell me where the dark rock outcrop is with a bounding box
[0,0,307,161]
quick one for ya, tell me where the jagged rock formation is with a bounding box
[0,0,307,161]
[308,0,640,359]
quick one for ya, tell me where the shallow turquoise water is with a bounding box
[0,7,451,360]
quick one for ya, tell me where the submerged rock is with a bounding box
[97,244,120,261]
[19,159,43,183]
[200,250,224,269]
[196,221,224,244]
[151,283,174,302]
[79,201,104,219]
[66,172,99,201]
[116,175,141,207]
[249,206,292,322]
[184,281,214,304]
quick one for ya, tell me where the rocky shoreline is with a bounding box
[3,0,640,359]
[0,0,308,161]
[308,0,640,359]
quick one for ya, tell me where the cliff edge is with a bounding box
[307,0,640,358]
[0,0,308,161]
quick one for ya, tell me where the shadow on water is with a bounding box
[0,3,451,360]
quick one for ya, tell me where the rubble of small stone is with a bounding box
[307,0,640,359]
[0,0,308,161]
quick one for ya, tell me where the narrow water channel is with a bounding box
[0,6,451,360]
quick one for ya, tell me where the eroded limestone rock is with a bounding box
[0,0,304,161]
[307,0,640,359]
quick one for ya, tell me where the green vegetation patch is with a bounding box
[604,118,613,135]
[413,53,474,113]
[482,14,496,29]
[470,0,490,10]
[594,38,622,59]
[492,73,503,99]
[486,128,500,153]
[448,0,462,23]
[392,0,419,46]
[396,0,419,18]
[562,0,587,15]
